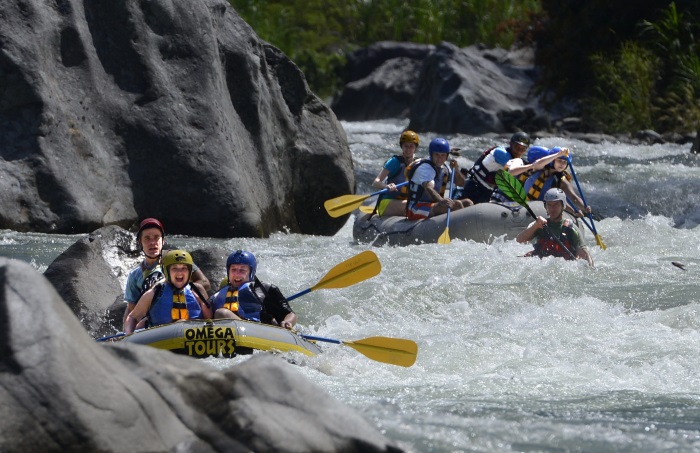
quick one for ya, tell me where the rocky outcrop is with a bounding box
[1,257,403,452]
[0,0,354,237]
[331,41,549,134]
[331,41,434,121]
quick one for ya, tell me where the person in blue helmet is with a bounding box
[122,218,211,331]
[210,250,297,329]
[124,249,213,333]
[405,137,470,220]
[524,146,592,218]
[516,188,594,266]
[459,132,567,205]
[371,130,420,217]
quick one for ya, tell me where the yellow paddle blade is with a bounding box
[344,336,418,367]
[311,250,381,291]
[595,234,607,250]
[358,205,375,214]
[324,194,371,218]
[437,226,451,244]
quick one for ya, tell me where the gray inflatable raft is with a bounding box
[352,201,584,246]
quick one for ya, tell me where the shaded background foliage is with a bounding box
[229,0,700,135]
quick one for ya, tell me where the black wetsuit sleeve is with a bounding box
[260,284,294,324]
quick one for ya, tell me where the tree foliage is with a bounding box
[228,0,540,98]
[229,0,700,134]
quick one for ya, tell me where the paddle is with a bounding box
[358,205,375,214]
[324,182,409,218]
[286,250,381,301]
[495,170,577,260]
[566,157,607,250]
[300,334,418,367]
[437,168,456,244]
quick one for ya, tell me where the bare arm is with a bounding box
[191,269,211,292]
[577,246,595,267]
[510,149,569,176]
[372,168,392,190]
[516,217,547,243]
[124,288,156,334]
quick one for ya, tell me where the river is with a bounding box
[3,119,700,452]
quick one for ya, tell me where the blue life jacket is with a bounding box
[148,283,201,327]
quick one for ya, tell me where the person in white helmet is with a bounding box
[516,188,594,266]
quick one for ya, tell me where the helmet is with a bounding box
[226,250,257,282]
[551,146,570,169]
[526,146,551,164]
[428,138,450,155]
[137,218,164,258]
[399,130,420,146]
[162,249,193,284]
[543,188,567,207]
[137,218,164,240]
[510,132,531,147]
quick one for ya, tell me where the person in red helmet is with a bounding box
[121,218,210,331]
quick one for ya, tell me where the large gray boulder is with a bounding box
[331,41,434,121]
[0,257,403,452]
[331,41,551,134]
[0,0,354,237]
[409,43,549,134]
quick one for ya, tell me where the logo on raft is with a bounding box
[184,326,236,358]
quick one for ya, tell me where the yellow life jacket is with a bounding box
[222,289,239,312]
[170,290,189,320]
[527,171,571,201]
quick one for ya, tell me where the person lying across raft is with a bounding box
[524,146,592,218]
[124,250,212,334]
[210,250,297,330]
[516,188,594,267]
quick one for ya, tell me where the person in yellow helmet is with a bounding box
[370,130,420,217]
[124,250,213,333]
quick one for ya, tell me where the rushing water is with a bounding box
[3,120,700,452]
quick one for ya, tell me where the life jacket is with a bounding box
[147,283,201,327]
[380,155,411,201]
[528,219,577,260]
[469,146,501,188]
[526,170,572,200]
[211,282,263,322]
[405,158,448,205]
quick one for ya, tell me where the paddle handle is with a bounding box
[96,332,126,342]
[567,157,599,235]
[286,288,310,302]
[371,181,408,197]
[299,334,342,345]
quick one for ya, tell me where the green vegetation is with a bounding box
[229,0,700,134]
[228,0,540,98]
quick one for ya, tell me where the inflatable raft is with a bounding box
[353,201,584,246]
[113,318,322,358]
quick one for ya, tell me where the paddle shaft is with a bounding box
[437,167,456,244]
[566,157,599,235]
[300,334,418,367]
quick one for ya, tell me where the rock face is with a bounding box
[1,257,403,452]
[331,41,552,134]
[331,41,434,121]
[0,0,354,237]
